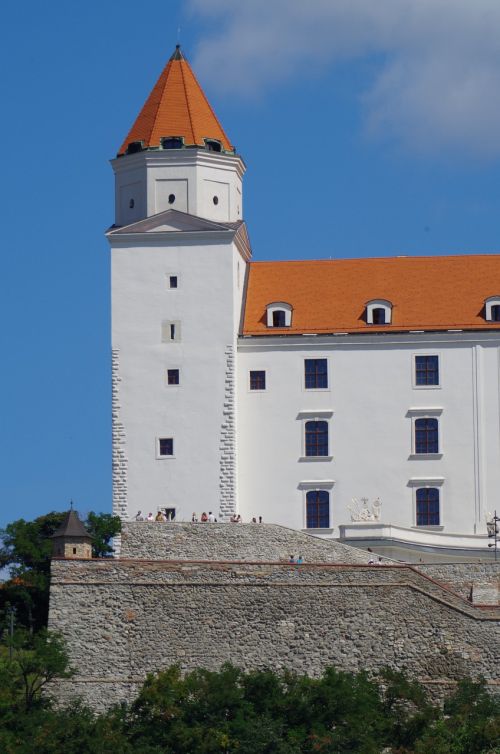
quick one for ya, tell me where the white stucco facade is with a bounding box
[108,50,500,561]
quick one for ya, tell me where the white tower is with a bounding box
[108,46,250,531]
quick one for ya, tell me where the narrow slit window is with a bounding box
[170,324,175,340]
[169,275,178,289]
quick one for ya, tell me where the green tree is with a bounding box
[0,510,121,631]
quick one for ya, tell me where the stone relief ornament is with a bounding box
[348,497,382,523]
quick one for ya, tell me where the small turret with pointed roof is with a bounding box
[51,505,92,559]
[111,43,246,226]
[118,44,234,156]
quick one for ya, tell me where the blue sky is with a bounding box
[1,0,500,527]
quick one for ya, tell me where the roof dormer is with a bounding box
[485,296,500,322]
[266,302,293,328]
[366,299,392,325]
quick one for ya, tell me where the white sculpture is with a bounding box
[348,497,382,522]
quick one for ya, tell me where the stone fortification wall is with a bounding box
[416,563,500,605]
[119,522,373,564]
[49,557,500,711]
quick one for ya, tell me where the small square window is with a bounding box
[167,369,179,385]
[250,370,266,390]
[415,355,439,386]
[169,275,178,289]
[305,359,328,389]
[158,438,174,456]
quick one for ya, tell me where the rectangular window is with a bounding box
[415,417,439,454]
[169,275,178,289]
[415,355,439,386]
[306,490,330,528]
[167,369,179,385]
[305,359,328,389]
[305,420,329,457]
[416,488,440,525]
[249,370,266,390]
[158,438,174,456]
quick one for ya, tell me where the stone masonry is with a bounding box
[48,524,500,711]
[219,345,236,519]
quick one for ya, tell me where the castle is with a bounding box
[47,45,500,710]
[108,44,500,562]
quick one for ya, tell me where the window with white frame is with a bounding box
[266,302,292,328]
[306,489,330,528]
[304,358,328,389]
[305,420,329,457]
[366,299,392,325]
[414,355,439,386]
[157,437,174,457]
[408,409,442,456]
[485,296,500,322]
[416,487,440,525]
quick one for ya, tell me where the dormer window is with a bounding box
[126,141,144,154]
[366,300,392,325]
[266,302,292,328]
[485,297,500,321]
[161,136,183,150]
[205,138,222,153]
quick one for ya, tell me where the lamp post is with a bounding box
[487,510,499,561]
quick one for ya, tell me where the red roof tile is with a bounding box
[118,45,233,156]
[242,255,500,335]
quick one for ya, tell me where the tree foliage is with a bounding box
[0,511,121,632]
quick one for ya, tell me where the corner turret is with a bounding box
[51,508,92,559]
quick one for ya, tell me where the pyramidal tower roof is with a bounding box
[118,45,234,156]
[51,509,91,539]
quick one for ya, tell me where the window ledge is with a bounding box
[408,453,443,460]
[299,456,333,462]
[303,528,334,534]
[412,525,444,531]
[413,385,441,390]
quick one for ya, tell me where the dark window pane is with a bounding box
[415,418,439,454]
[371,307,386,324]
[250,370,266,390]
[306,490,330,528]
[415,355,439,385]
[305,420,329,457]
[167,369,179,385]
[416,488,440,525]
[162,137,183,150]
[305,358,328,389]
[491,305,500,321]
[159,438,173,456]
[272,310,286,327]
[169,276,178,289]
[170,324,176,340]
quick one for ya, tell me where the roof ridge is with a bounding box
[150,59,175,142]
[179,59,196,145]
[247,253,500,265]
[187,62,233,148]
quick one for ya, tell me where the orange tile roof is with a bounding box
[118,46,233,156]
[242,255,500,335]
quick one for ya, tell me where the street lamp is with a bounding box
[486,510,499,561]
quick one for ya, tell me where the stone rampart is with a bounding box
[49,556,500,711]
[416,563,500,605]
[119,522,373,563]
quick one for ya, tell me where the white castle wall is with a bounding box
[237,333,500,550]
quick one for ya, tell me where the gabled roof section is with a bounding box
[242,255,500,335]
[51,510,91,539]
[107,208,243,235]
[118,45,234,156]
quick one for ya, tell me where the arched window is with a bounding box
[485,297,500,321]
[366,299,392,325]
[266,302,293,328]
[205,138,222,152]
[305,420,329,457]
[415,417,439,454]
[416,488,440,525]
[306,490,330,528]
